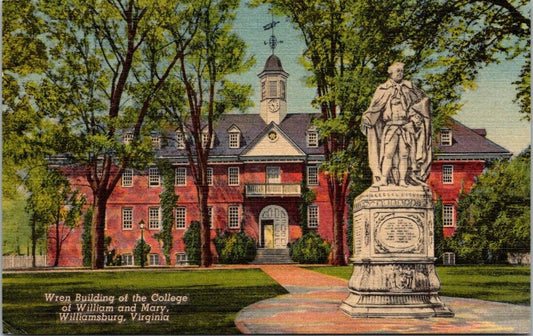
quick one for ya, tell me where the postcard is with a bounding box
[2,0,530,335]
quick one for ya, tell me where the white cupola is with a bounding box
[258,54,289,124]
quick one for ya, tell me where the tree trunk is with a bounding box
[198,184,213,267]
[53,202,61,267]
[53,224,60,267]
[331,181,347,266]
[31,215,37,268]
[91,194,108,269]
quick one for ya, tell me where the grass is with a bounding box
[2,269,287,334]
[306,264,531,305]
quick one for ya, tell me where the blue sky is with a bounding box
[232,4,530,155]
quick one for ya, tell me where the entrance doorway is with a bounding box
[259,205,288,249]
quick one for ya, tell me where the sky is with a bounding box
[231,4,531,156]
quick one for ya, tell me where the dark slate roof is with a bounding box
[435,118,512,160]
[263,54,284,72]
[157,113,323,161]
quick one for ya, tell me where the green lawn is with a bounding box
[306,264,531,305]
[2,269,287,334]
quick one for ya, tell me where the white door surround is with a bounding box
[259,205,289,249]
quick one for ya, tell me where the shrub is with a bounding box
[182,221,201,266]
[289,232,331,264]
[104,236,122,266]
[214,231,256,264]
[133,239,151,266]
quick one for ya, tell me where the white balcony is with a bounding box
[245,183,301,197]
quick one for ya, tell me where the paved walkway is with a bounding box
[235,265,531,334]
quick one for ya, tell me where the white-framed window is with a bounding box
[149,167,160,187]
[123,133,134,145]
[229,132,240,149]
[175,253,188,265]
[151,136,161,149]
[280,80,286,100]
[308,205,319,228]
[176,131,185,149]
[228,167,239,186]
[175,207,186,229]
[441,129,452,146]
[149,253,160,265]
[268,80,277,97]
[208,206,214,229]
[175,167,187,186]
[122,254,133,266]
[148,207,161,230]
[207,167,213,186]
[307,131,318,148]
[442,164,453,184]
[266,166,281,184]
[122,207,133,230]
[307,166,319,186]
[122,168,133,187]
[443,204,455,227]
[228,206,240,229]
[201,132,214,148]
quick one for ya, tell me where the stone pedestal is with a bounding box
[340,185,453,318]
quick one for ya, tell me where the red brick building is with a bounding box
[429,119,512,237]
[49,55,512,266]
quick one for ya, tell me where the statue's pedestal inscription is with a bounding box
[340,185,454,318]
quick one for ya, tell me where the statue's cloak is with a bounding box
[361,79,432,184]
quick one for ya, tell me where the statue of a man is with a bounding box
[362,62,432,187]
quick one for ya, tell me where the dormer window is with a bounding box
[151,136,161,149]
[176,131,185,149]
[227,125,241,149]
[229,132,240,148]
[124,133,133,145]
[201,131,214,148]
[440,129,452,146]
[307,128,319,148]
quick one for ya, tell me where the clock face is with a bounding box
[267,99,280,112]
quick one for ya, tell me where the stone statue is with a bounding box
[342,63,453,317]
[361,62,432,187]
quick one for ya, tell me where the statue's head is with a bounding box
[388,62,405,83]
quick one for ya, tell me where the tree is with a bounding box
[2,0,49,199]
[252,0,419,265]
[448,149,530,263]
[29,0,207,268]
[26,169,85,267]
[159,0,254,267]
[252,0,529,265]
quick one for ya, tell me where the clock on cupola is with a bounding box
[259,16,289,124]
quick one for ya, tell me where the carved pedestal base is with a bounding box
[340,186,453,318]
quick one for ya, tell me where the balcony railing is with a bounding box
[245,183,301,197]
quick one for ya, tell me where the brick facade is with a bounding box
[47,55,512,266]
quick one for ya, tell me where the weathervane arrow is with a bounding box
[263,15,282,54]
[263,21,279,30]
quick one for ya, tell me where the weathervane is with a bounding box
[263,13,283,54]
